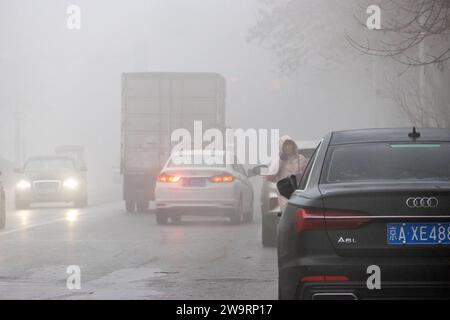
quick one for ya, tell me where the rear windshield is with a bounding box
[322,143,450,183]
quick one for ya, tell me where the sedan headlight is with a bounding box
[16,180,32,190]
[63,178,79,190]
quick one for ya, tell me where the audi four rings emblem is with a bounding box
[406,197,439,208]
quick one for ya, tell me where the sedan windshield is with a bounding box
[322,143,450,183]
[24,158,75,172]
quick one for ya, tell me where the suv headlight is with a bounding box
[16,180,31,190]
[63,178,79,190]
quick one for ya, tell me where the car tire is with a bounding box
[74,195,88,208]
[136,200,149,213]
[230,198,243,225]
[125,200,136,213]
[262,214,277,247]
[156,211,169,225]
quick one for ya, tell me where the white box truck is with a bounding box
[121,73,226,212]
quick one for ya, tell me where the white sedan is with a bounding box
[154,150,254,225]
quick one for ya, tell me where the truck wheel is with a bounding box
[125,200,136,213]
[170,214,182,224]
[136,200,149,213]
[156,212,169,225]
[262,214,277,247]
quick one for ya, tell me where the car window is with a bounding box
[24,158,75,172]
[298,143,321,190]
[322,143,450,183]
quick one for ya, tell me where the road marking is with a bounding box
[0,202,121,236]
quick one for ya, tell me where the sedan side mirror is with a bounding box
[276,174,298,199]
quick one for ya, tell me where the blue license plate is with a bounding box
[387,223,450,245]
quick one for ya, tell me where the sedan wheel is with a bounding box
[230,199,243,225]
[125,200,136,213]
[262,214,277,247]
[156,212,169,225]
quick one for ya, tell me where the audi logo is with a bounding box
[406,197,439,208]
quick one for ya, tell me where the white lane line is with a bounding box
[0,202,122,236]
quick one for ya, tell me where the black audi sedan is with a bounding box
[14,156,88,209]
[277,128,450,300]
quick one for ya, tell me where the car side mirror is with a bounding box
[276,174,298,199]
[14,168,22,174]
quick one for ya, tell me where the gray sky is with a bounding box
[0,0,408,169]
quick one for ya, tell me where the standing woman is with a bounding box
[268,136,308,209]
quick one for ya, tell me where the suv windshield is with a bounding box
[24,158,75,172]
[322,143,450,183]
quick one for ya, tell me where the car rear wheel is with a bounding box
[170,214,182,224]
[230,198,243,225]
[262,214,277,247]
[125,200,136,213]
[156,211,169,225]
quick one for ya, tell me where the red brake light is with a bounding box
[210,175,234,183]
[157,174,181,183]
[295,208,326,234]
[295,208,371,234]
[324,210,371,230]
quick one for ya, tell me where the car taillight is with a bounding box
[210,175,234,183]
[295,208,326,234]
[295,208,370,234]
[325,210,371,230]
[157,174,181,183]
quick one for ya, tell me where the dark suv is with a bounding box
[277,128,450,300]
[15,156,88,209]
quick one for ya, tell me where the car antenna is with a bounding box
[408,126,421,139]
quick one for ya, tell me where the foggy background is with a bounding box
[0,0,418,189]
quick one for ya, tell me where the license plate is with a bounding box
[387,223,450,245]
[182,178,206,187]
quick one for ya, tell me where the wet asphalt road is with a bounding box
[0,199,277,300]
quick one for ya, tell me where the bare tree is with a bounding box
[389,62,450,127]
[349,0,450,66]
[248,0,356,75]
